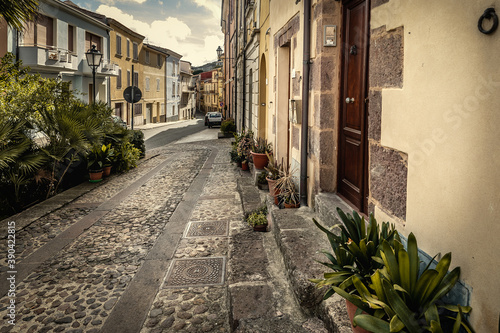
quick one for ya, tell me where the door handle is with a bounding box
[345,97,355,104]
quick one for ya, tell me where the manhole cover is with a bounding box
[185,221,228,238]
[164,257,225,287]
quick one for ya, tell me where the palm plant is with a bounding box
[0,118,45,205]
[0,0,39,31]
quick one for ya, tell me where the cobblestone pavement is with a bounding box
[0,139,238,333]
[0,137,330,333]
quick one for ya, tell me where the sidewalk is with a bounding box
[0,138,352,332]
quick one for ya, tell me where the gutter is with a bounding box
[300,0,311,206]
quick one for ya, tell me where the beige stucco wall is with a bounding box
[372,1,500,331]
[268,0,303,167]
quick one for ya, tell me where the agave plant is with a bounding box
[310,208,397,300]
[339,233,474,333]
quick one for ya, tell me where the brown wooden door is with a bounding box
[338,0,369,212]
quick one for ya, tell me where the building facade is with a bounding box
[179,60,196,120]
[165,50,182,122]
[107,18,145,125]
[141,44,167,124]
[0,0,118,104]
[222,0,500,330]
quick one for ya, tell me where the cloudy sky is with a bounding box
[76,0,223,66]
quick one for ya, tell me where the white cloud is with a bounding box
[192,0,220,20]
[96,4,221,66]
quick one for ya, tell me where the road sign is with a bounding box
[220,102,224,107]
[123,86,142,104]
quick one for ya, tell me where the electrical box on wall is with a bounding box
[324,25,337,47]
[289,99,302,124]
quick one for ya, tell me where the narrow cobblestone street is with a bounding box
[0,138,238,333]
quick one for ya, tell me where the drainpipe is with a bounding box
[300,0,311,206]
[234,0,239,131]
[241,3,247,131]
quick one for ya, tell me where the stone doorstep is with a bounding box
[266,195,352,332]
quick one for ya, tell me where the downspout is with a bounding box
[234,0,238,130]
[300,0,311,206]
[241,3,247,131]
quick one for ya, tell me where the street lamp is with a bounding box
[85,44,103,103]
[216,46,223,60]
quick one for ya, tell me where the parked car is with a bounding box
[207,112,223,128]
[111,115,127,129]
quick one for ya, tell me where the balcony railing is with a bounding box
[18,45,78,71]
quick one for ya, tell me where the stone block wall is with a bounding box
[308,0,342,201]
[368,23,407,221]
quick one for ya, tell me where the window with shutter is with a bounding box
[116,35,122,55]
[68,25,74,52]
[117,69,122,89]
[133,42,138,61]
[145,77,150,91]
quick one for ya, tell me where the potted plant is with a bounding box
[250,137,272,169]
[349,234,474,333]
[311,209,474,333]
[274,164,300,208]
[87,145,103,182]
[310,209,398,332]
[100,144,114,177]
[246,206,268,232]
[257,171,269,190]
[264,152,283,205]
[236,131,253,169]
[241,159,249,171]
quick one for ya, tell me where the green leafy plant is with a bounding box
[349,234,474,333]
[246,205,268,227]
[130,130,145,159]
[264,152,283,181]
[221,118,236,135]
[113,142,140,172]
[310,208,397,299]
[99,144,114,167]
[257,171,268,185]
[251,137,272,154]
[235,130,253,162]
[87,145,103,171]
[311,208,473,333]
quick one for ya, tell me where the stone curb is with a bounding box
[264,195,353,332]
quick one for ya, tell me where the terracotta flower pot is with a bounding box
[252,224,267,232]
[103,166,112,177]
[266,178,280,205]
[241,162,249,171]
[345,300,370,333]
[284,202,300,209]
[250,151,269,169]
[89,170,103,182]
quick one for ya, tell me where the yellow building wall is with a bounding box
[142,48,165,123]
[109,24,144,126]
[372,1,500,331]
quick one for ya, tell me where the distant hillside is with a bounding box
[192,61,222,74]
